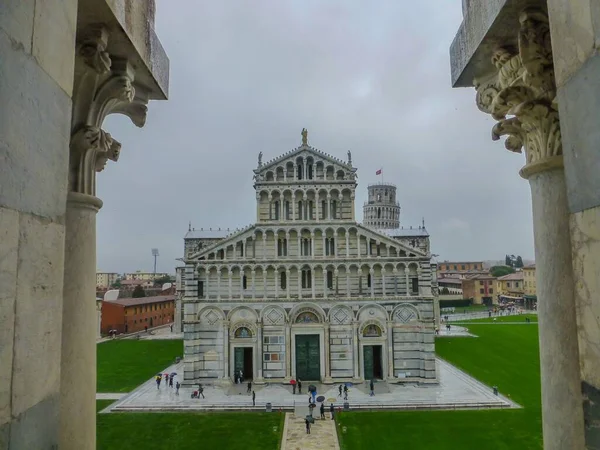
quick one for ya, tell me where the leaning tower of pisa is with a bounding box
[363,182,401,229]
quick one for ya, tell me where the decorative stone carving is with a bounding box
[70,25,149,197]
[394,305,419,323]
[230,321,256,338]
[474,8,561,178]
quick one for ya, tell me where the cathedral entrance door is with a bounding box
[295,335,320,381]
[234,347,254,380]
[363,345,383,380]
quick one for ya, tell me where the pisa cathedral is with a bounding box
[180,132,438,385]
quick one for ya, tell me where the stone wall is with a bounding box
[0,0,77,447]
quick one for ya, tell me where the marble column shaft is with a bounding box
[59,192,102,450]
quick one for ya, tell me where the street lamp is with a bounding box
[152,248,159,277]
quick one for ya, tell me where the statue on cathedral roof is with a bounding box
[301,128,308,146]
[258,151,263,167]
[347,150,352,165]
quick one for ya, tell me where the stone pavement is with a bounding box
[104,359,519,414]
[281,412,339,450]
[96,393,126,400]
[436,325,475,337]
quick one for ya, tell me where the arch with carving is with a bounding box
[227,305,258,322]
[290,303,326,324]
[230,321,257,338]
[357,303,388,322]
[359,319,386,337]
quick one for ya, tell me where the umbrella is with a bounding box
[170,372,177,376]
[345,382,353,387]
[326,397,337,403]
[316,395,325,402]
[290,379,297,385]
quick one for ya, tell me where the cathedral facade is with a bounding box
[181,134,437,385]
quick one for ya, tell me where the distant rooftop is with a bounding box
[108,295,175,308]
[498,272,524,281]
[185,228,231,239]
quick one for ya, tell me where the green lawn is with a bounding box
[97,411,284,450]
[337,323,542,450]
[97,339,183,392]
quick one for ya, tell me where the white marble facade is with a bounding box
[181,136,436,385]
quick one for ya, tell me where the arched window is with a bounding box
[321,200,327,219]
[285,201,290,220]
[332,200,337,219]
[367,273,372,288]
[308,164,313,179]
[327,270,334,289]
[296,311,318,323]
[274,200,280,220]
[298,201,303,220]
[277,238,287,257]
[297,164,303,180]
[302,238,311,256]
[308,201,314,220]
[242,275,247,290]
[239,243,244,257]
[235,327,251,338]
[280,271,287,289]
[377,207,381,218]
[301,269,312,289]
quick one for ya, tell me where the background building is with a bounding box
[101,295,175,335]
[124,271,171,281]
[461,275,497,306]
[497,272,525,304]
[96,272,120,289]
[523,264,537,310]
[180,135,437,385]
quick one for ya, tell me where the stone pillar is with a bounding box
[324,324,332,383]
[251,269,256,300]
[256,323,264,382]
[345,232,350,257]
[293,163,297,181]
[393,269,399,296]
[352,321,360,380]
[346,272,350,297]
[327,194,332,220]
[334,269,339,295]
[404,268,410,296]
[285,324,292,379]
[263,235,267,259]
[228,271,233,299]
[310,231,315,256]
[286,269,291,299]
[60,193,102,450]
[312,268,317,298]
[316,198,320,222]
[322,268,327,299]
[256,193,261,220]
[59,22,169,448]
[469,10,584,447]
[285,231,290,257]
[387,321,394,378]
[223,320,230,381]
[370,268,375,298]
[297,234,302,257]
[263,271,267,299]
[357,234,361,258]
[351,194,356,220]
[382,271,386,297]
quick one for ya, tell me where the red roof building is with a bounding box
[101,295,175,335]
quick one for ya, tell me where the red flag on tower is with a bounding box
[375,168,382,175]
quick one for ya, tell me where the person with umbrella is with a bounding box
[155,374,162,389]
[291,379,296,394]
[298,379,302,395]
[338,384,342,397]
[320,402,325,419]
[343,384,348,400]
[169,375,174,389]
[330,403,335,420]
[308,384,317,404]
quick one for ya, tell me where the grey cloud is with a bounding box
[96,0,535,274]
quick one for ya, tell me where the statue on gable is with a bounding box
[258,151,263,167]
[347,150,352,165]
[301,128,308,146]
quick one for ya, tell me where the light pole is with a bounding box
[152,248,159,278]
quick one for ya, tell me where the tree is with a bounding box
[490,265,516,277]
[111,278,122,288]
[132,284,146,298]
[440,287,450,295]
[515,255,524,268]
[505,255,512,267]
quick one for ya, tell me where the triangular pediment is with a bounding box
[255,145,355,176]
[186,225,257,261]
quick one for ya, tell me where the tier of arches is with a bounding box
[197,226,419,261]
[261,156,353,183]
[196,302,422,326]
[194,262,425,300]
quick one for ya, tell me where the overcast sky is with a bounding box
[97,0,534,275]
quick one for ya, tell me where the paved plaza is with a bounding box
[101,358,518,414]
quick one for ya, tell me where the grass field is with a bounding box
[337,323,542,450]
[97,411,284,450]
[454,314,538,324]
[97,339,183,392]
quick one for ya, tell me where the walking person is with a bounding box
[305,418,311,434]
[369,380,375,396]
[338,384,342,397]
[292,381,296,394]
[155,375,161,390]
[298,379,302,395]
[175,381,180,395]
[320,402,325,419]
[247,381,252,394]
[198,385,205,399]
[252,390,256,406]
[343,385,348,400]
[330,403,335,420]
[239,370,244,384]
[169,376,174,389]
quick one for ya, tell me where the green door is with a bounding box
[363,346,374,380]
[234,347,244,377]
[295,335,320,380]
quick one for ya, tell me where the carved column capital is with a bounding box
[70,25,150,196]
[474,7,561,179]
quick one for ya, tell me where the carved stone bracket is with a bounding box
[69,25,150,196]
[474,7,561,179]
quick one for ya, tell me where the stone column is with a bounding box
[286,269,291,300]
[293,163,297,181]
[352,321,360,379]
[263,234,267,259]
[387,321,394,378]
[285,231,290,257]
[370,268,375,298]
[206,272,210,299]
[228,271,233,299]
[323,324,332,383]
[351,194,356,220]
[382,271,386,297]
[256,193,261,220]
[393,269,398,296]
[263,271,267,299]
[334,269,339,295]
[310,231,315,256]
[357,234,361,258]
[223,320,230,380]
[316,198,320,222]
[285,324,292,379]
[312,267,317,298]
[60,192,102,450]
[297,234,302,257]
[256,323,264,382]
[268,193,272,220]
[470,10,584,447]
[327,194,332,219]
[251,269,256,300]
[404,268,410,296]
[346,272,350,297]
[60,34,160,449]
[345,232,350,257]
[323,234,327,257]
[322,268,327,299]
